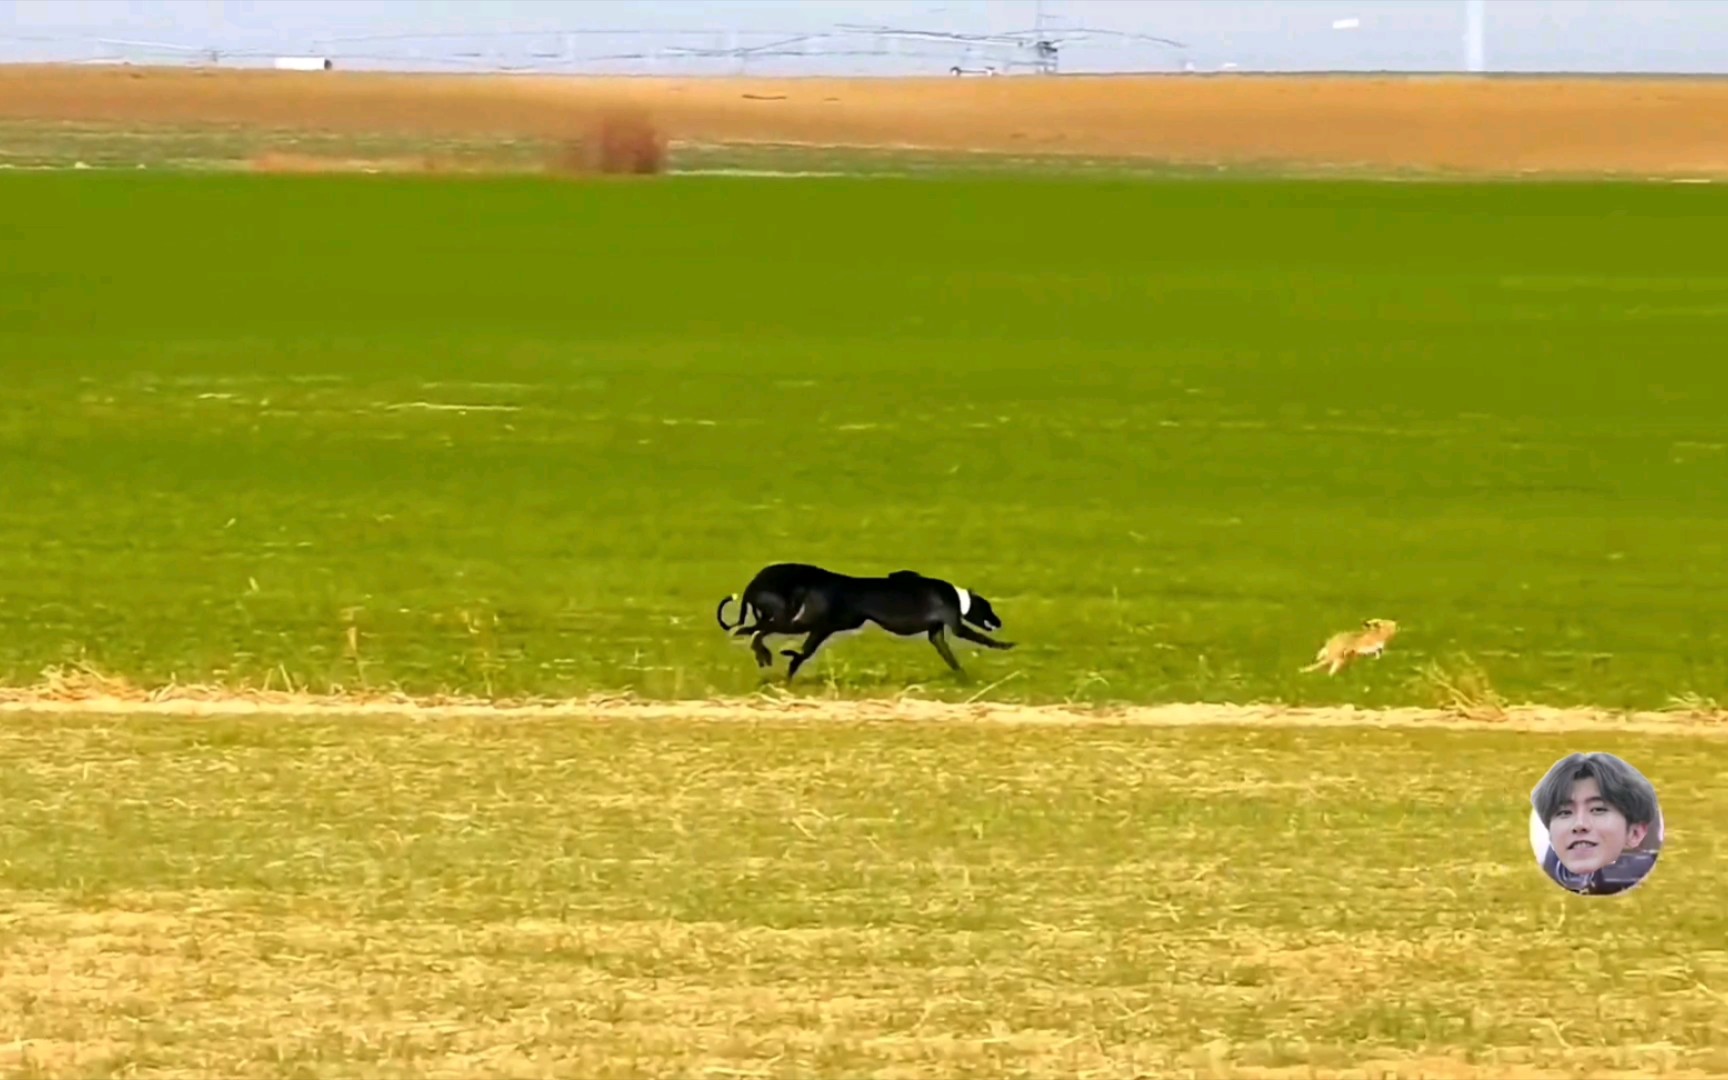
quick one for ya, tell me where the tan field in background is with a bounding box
[5,63,1728,175]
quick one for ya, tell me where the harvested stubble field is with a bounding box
[8,65,1728,176]
[3,66,1728,1078]
[4,706,1728,1079]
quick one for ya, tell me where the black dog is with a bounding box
[716,562,1013,681]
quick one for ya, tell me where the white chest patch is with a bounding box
[954,587,972,617]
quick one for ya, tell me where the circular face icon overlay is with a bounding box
[1529,751,1663,897]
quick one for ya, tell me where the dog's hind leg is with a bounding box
[749,629,776,669]
[927,626,968,677]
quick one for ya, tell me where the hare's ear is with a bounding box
[1362,619,1374,628]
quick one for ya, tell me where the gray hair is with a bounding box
[1532,752,1659,829]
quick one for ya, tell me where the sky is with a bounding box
[3,0,1726,76]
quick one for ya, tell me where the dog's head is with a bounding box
[955,586,1003,633]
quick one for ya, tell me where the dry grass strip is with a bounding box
[1,664,1724,736]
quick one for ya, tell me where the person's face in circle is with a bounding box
[1549,776,1650,874]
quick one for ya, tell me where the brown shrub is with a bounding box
[554,109,667,176]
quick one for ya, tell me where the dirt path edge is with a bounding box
[2,689,1724,737]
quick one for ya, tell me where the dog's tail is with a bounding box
[717,594,743,631]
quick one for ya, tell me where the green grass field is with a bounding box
[3,170,1726,708]
[2,713,1725,1078]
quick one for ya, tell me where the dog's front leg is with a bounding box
[954,623,1015,651]
[927,627,968,678]
[783,628,834,682]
